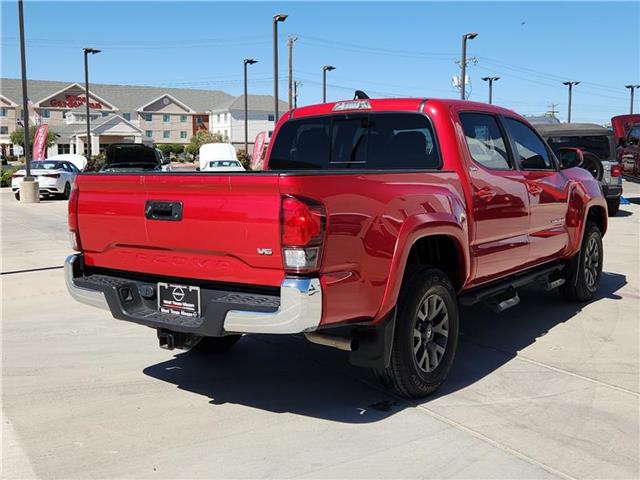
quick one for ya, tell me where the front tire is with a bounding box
[189,335,242,355]
[376,267,459,399]
[606,198,620,217]
[61,183,71,200]
[560,221,603,302]
[14,191,20,201]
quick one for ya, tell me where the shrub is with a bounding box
[236,149,250,170]
[85,153,106,172]
[1,166,18,187]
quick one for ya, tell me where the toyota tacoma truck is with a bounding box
[65,97,607,399]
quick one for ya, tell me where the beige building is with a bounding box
[0,78,285,158]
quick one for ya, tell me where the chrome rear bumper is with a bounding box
[64,254,322,335]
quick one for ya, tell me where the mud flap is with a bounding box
[349,307,396,369]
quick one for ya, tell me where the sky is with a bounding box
[1,1,638,123]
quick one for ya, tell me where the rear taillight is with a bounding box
[68,183,81,251]
[611,164,622,177]
[12,173,24,178]
[42,173,60,178]
[281,196,325,274]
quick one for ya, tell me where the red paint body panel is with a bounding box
[75,97,606,328]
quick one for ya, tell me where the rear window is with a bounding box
[209,161,242,168]
[546,135,613,160]
[268,113,441,170]
[31,161,62,170]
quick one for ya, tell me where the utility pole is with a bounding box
[272,13,288,123]
[287,36,297,110]
[547,103,559,118]
[481,76,500,104]
[625,84,640,114]
[460,32,478,100]
[293,81,301,108]
[562,81,580,123]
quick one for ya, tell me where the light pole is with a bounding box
[460,32,478,100]
[17,0,31,177]
[322,65,335,103]
[273,13,287,123]
[481,76,500,104]
[562,81,580,123]
[625,84,640,114]
[243,58,258,155]
[83,47,100,159]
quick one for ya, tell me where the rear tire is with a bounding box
[61,183,71,200]
[560,221,603,302]
[14,192,20,201]
[190,335,242,355]
[375,267,459,399]
[606,198,620,217]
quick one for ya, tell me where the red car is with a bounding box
[66,97,607,398]
[612,114,640,178]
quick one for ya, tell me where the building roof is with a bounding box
[0,78,238,113]
[212,94,288,113]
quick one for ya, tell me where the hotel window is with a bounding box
[163,130,170,139]
[57,144,71,155]
[101,112,108,117]
[41,109,50,118]
[123,112,131,121]
[145,130,153,137]
[0,126,8,135]
[268,114,275,121]
[0,107,6,117]
[144,113,153,122]
[62,110,67,118]
[224,130,228,138]
[223,113,228,121]
[180,115,187,123]
[180,131,187,139]
[217,113,221,122]
[163,114,170,123]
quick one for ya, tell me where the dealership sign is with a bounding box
[32,124,49,160]
[49,94,103,109]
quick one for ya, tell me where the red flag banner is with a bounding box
[251,131,267,170]
[32,124,49,160]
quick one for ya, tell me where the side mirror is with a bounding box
[558,147,584,169]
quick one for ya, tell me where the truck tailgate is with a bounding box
[77,174,284,286]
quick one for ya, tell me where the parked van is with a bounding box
[198,143,243,171]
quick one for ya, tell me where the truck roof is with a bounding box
[535,123,611,137]
[289,98,518,120]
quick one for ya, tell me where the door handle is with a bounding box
[145,201,183,221]
[476,187,496,202]
[526,182,543,196]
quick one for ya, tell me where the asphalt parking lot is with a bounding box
[2,182,639,479]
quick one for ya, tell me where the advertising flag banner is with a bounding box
[32,124,49,160]
[251,131,267,170]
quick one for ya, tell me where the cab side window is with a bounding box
[459,113,512,170]
[503,117,555,170]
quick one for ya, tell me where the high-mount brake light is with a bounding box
[332,99,371,111]
[281,196,326,273]
[68,183,81,251]
[611,164,622,177]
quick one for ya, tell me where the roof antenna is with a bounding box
[354,90,369,100]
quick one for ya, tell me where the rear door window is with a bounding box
[268,113,440,170]
[459,113,512,170]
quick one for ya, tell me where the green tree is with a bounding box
[10,126,57,153]
[185,130,224,157]
[236,149,250,170]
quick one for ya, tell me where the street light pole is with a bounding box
[625,84,640,114]
[83,47,100,159]
[460,32,478,100]
[294,81,301,108]
[322,65,335,103]
[272,14,288,123]
[481,76,500,104]
[562,81,580,123]
[17,0,31,177]
[243,58,258,155]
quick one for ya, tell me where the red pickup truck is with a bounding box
[66,97,607,398]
